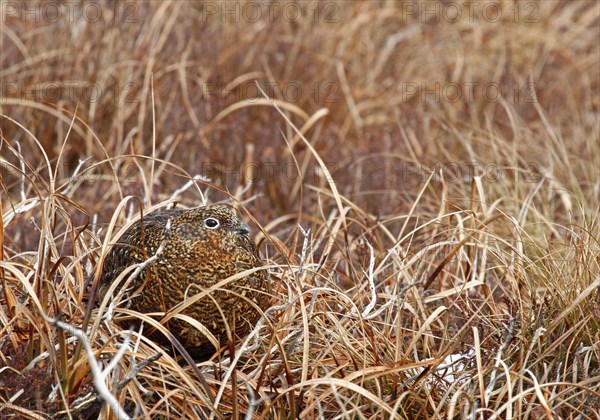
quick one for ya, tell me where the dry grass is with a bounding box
[1,0,599,418]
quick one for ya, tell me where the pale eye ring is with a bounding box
[204,218,220,229]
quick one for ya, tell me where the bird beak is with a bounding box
[229,222,250,235]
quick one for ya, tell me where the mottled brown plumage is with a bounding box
[100,204,270,352]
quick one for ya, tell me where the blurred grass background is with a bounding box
[2,1,596,222]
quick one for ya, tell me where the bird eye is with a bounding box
[204,218,220,229]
